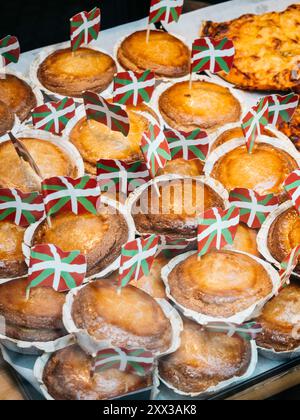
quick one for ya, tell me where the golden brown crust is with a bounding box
[0,221,27,279]
[157,158,204,177]
[117,30,190,78]
[278,105,300,151]
[201,5,300,92]
[38,48,117,97]
[211,127,276,151]
[0,100,14,137]
[228,224,260,257]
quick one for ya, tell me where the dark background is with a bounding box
[0,0,224,52]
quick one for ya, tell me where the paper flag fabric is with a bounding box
[0,35,20,66]
[113,70,155,107]
[267,93,299,127]
[32,98,76,135]
[241,97,269,154]
[197,207,240,257]
[284,170,300,215]
[206,322,262,341]
[191,37,235,74]
[141,124,171,178]
[164,128,210,161]
[118,235,159,288]
[279,246,300,289]
[8,133,42,178]
[27,244,87,294]
[83,92,130,137]
[158,235,192,258]
[41,176,100,217]
[149,0,184,24]
[70,7,101,51]
[0,189,44,227]
[96,160,150,195]
[229,188,279,229]
[92,347,154,377]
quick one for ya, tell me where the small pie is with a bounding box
[157,158,204,177]
[159,80,242,132]
[38,47,117,97]
[0,100,14,137]
[211,127,275,151]
[117,30,190,78]
[229,224,260,257]
[43,345,152,400]
[0,221,27,279]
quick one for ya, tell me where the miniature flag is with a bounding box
[0,35,20,66]
[96,160,150,195]
[0,189,44,227]
[92,347,154,377]
[267,93,299,127]
[27,244,87,296]
[242,98,269,154]
[191,37,235,74]
[42,176,101,217]
[206,322,262,341]
[32,98,76,135]
[9,133,42,178]
[141,124,171,178]
[149,0,184,24]
[164,128,209,161]
[119,235,159,288]
[279,246,300,289]
[158,235,192,258]
[83,91,130,137]
[284,170,300,215]
[229,188,279,229]
[113,70,155,107]
[70,7,101,51]
[197,207,240,257]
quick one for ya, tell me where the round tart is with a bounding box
[157,158,204,177]
[0,277,66,342]
[158,80,242,131]
[211,126,276,151]
[166,250,274,319]
[37,47,117,97]
[229,224,260,257]
[71,280,173,354]
[159,318,252,395]
[0,74,37,122]
[0,221,27,279]
[0,137,79,193]
[0,100,14,137]
[117,30,190,78]
[256,284,300,352]
[42,345,152,400]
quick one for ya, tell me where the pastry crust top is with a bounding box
[0,221,27,279]
[228,224,260,257]
[157,158,204,177]
[0,100,14,137]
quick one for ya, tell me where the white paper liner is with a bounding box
[258,345,300,362]
[29,42,116,103]
[161,250,281,325]
[62,282,183,357]
[257,200,300,278]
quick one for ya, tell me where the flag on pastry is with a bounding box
[96,159,150,195]
[70,7,101,51]
[191,37,235,74]
[119,235,159,288]
[279,246,300,289]
[158,235,193,258]
[141,123,171,178]
[267,93,299,127]
[8,133,42,179]
[0,188,45,227]
[164,128,210,161]
[229,188,279,229]
[83,91,130,137]
[241,97,269,154]
[113,70,155,107]
[149,0,184,24]
[206,322,262,341]
[284,170,300,215]
[0,35,20,66]
[41,176,101,217]
[197,207,240,257]
[92,347,154,377]
[32,98,76,135]
[27,244,87,296]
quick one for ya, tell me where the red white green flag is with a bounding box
[191,37,235,74]
[279,246,300,289]
[0,188,44,227]
[158,235,192,258]
[119,235,159,288]
[242,97,269,154]
[83,91,130,136]
[206,322,262,341]
[32,98,76,135]
[41,176,101,217]
[284,170,300,215]
[229,188,279,229]
[267,93,299,127]
[164,128,209,161]
[197,207,240,257]
[113,70,155,107]
[149,0,184,24]
[70,7,101,51]
[27,244,87,296]
[96,159,150,195]
[141,124,171,178]
[0,35,20,66]
[92,347,154,377]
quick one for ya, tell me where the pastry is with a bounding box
[0,100,14,137]
[0,221,27,279]
[229,224,260,257]
[157,158,204,177]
